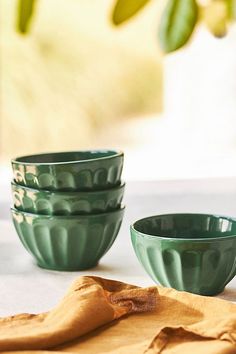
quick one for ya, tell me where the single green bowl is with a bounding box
[11,206,125,271]
[11,150,124,191]
[131,213,236,296]
[11,181,125,215]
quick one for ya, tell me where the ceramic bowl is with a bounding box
[11,181,125,215]
[131,213,236,296]
[11,150,124,191]
[12,206,125,271]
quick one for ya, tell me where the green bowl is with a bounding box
[11,181,125,215]
[11,206,125,271]
[11,150,124,191]
[131,213,236,296]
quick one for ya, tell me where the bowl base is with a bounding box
[198,287,225,297]
[169,286,226,297]
[156,280,226,296]
[36,261,99,272]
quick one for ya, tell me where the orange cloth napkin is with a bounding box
[0,276,235,354]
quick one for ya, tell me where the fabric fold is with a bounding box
[144,287,236,354]
[0,276,157,351]
[0,276,236,353]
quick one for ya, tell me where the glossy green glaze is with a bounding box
[131,213,236,296]
[12,206,125,271]
[11,181,125,215]
[12,150,123,191]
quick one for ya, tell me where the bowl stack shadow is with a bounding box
[11,150,125,271]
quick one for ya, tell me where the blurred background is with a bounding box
[1,0,236,181]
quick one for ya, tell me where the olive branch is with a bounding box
[16,0,236,53]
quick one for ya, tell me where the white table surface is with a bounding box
[1,178,236,317]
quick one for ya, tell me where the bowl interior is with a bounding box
[13,150,121,165]
[133,214,236,240]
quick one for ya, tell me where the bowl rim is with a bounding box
[11,180,125,196]
[131,213,236,241]
[11,149,124,166]
[11,205,125,219]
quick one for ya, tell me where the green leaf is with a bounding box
[158,0,198,53]
[112,0,150,25]
[17,0,36,34]
[227,0,236,20]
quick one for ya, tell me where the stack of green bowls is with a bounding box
[11,150,125,271]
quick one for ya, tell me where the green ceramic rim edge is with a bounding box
[11,180,125,196]
[11,205,125,219]
[131,213,236,242]
[11,149,124,166]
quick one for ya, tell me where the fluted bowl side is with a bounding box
[12,206,125,271]
[12,150,124,191]
[11,181,125,215]
[131,213,236,296]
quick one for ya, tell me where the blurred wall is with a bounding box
[1,0,163,161]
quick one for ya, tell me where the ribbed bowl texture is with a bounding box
[11,150,123,191]
[11,181,125,215]
[12,206,125,271]
[131,213,236,296]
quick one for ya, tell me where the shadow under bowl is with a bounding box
[11,150,124,191]
[11,181,125,215]
[131,213,236,296]
[11,206,125,271]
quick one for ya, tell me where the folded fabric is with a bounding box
[0,276,235,354]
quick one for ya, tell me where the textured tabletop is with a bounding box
[1,178,236,316]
